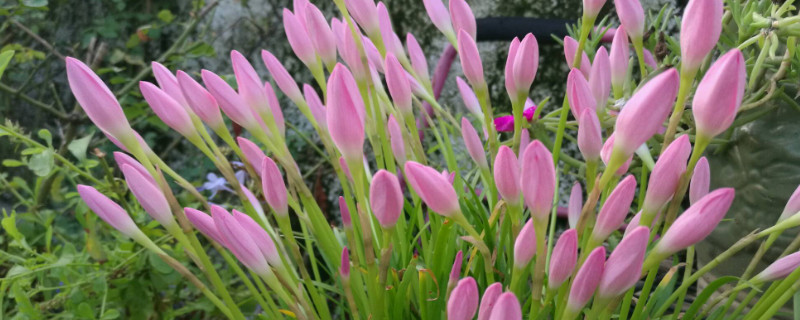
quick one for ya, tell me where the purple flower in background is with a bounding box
[198,169,246,199]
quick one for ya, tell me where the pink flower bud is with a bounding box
[139,81,197,138]
[511,33,539,96]
[568,184,583,229]
[339,157,353,182]
[477,283,503,320]
[338,196,352,227]
[644,135,691,212]
[261,157,289,217]
[610,26,630,89]
[456,77,482,116]
[549,229,578,289]
[450,250,463,282]
[680,0,723,71]
[614,0,645,39]
[613,69,679,156]
[457,30,485,86]
[370,170,404,228]
[231,50,285,135]
[304,3,337,67]
[494,146,522,205]
[523,99,537,120]
[488,292,522,320]
[151,62,189,108]
[449,0,476,39]
[176,71,224,128]
[241,185,266,220]
[261,50,303,103]
[341,247,351,278]
[65,57,133,140]
[406,33,430,84]
[597,26,616,42]
[692,49,746,138]
[521,140,556,220]
[237,137,267,176]
[423,0,454,37]
[601,133,632,176]
[461,117,488,169]
[78,185,140,237]
[113,152,155,185]
[590,47,611,108]
[212,205,269,272]
[689,157,710,206]
[326,64,366,162]
[332,18,368,79]
[779,185,800,222]
[233,210,281,266]
[583,0,607,19]
[447,277,479,320]
[404,161,460,216]
[201,69,262,132]
[514,219,537,267]
[293,0,310,22]
[503,37,520,97]
[377,2,406,61]
[385,53,413,114]
[593,175,637,241]
[121,164,174,226]
[345,0,379,35]
[654,188,735,255]
[598,226,649,298]
[263,84,286,136]
[754,251,800,283]
[567,246,606,312]
[567,68,596,121]
[303,84,327,130]
[643,49,658,68]
[387,115,406,162]
[625,210,660,235]
[564,36,591,77]
[578,109,603,161]
[185,207,225,244]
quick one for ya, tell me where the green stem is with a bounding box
[661,68,697,152]
[631,36,648,79]
[529,219,549,316]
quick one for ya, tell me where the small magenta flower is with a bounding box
[488,292,522,320]
[212,205,269,272]
[387,115,406,163]
[590,47,611,109]
[692,49,746,139]
[423,0,454,39]
[568,183,583,229]
[139,81,197,138]
[549,229,578,290]
[567,246,606,313]
[449,0,476,39]
[598,226,649,298]
[326,64,366,162]
[304,3,337,67]
[406,33,430,85]
[753,252,800,283]
[370,170,404,228]
[564,36,591,76]
[613,69,679,156]
[477,282,503,320]
[447,277,479,320]
[261,50,304,103]
[184,207,225,244]
[78,185,140,238]
[176,71,224,129]
[567,68,596,121]
[450,250,463,282]
[344,0,379,35]
[461,118,489,169]
[578,109,602,161]
[233,210,281,266]
[385,53,413,114]
[338,196,352,228]
[643,135,691,213]
[404,161,460,216]
[521,140,556,220]
[680,0,723,72]
[261,157,289,217]
[653,188,735,256]
[457,30,485,86]
[494,146,522,205]
[689,157,710,206]
[593,175,637,242]
[65,57,134,140]
[514,219,536,268]
[237,137,267,176]
[615,0,645,40]
[610,26,630,91]
[121,164,174,227]
[341,247,351,278]
[779,185,800,222]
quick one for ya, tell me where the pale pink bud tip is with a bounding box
[598,226,649,298]
[176,71,224,128]
[121,165,173,227]
[615,0,645,39]
[549,229,578,289]
[447,277,479,320]
[577,109,603,161]
[385,53,413,113]
[568,184,583,229]
[614,69,679,156]
[494,146,522,205]
[212,205,269,272]
[184,207,225,244]
[338,196,352,227]
[644,135,691,212]
[387,115,406,162]
[510,33,539,96]
[233,210,281,266]
[692,49,746,139]
[514,219,537,268]
[568,246,606,311]
[680,0,723,71]
[567,68,596,121]
[282,8,317,67]
[237,137,267,176]
[77,185,139,237]
[345,0,379,34]
[477,283,503,320]
[461,118,488,169]
[341,247,351,278]
[521,140,556,220]
[656,188,735,255]
[450,251,463,282]
[449,0,476,39]
[689,157,710,206]
[457,30,485,86]
[583,0,607,19]
[304,3,337,66]
[113,152,155,186]
[140,81,196,138]
[754,251,800,283]
[590,46,611,109]
[488,292,522,320]
[326,64,366,162]
[779,184,800,222]
[404,161,460,216]
[261,157,289,217]
[370,170,404,228]
[594,175,637,241]
[564,37,591,77]
[423,0,453,36]
[65,57,132,139]
[610,26,630,89]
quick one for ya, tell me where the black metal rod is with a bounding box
[476,17,571,43]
